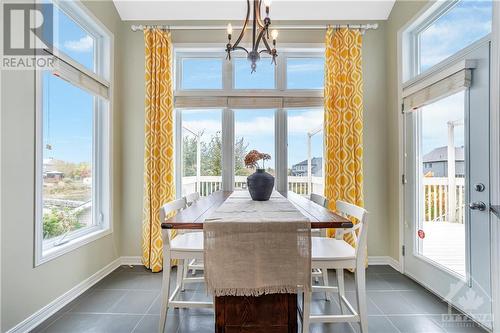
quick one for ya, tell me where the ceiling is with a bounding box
[112,0,396,21]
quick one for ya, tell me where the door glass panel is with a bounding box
[418,91,466,277]
[234,109,275,189]
[419,0,492,73]
[181,109,222,197]
[287,109,324,195]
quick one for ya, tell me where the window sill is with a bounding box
[35,227,112,267]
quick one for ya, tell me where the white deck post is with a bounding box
[196,135,201,193]
[447,121,456,223]
[307,132,312,195]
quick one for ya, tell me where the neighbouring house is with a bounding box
[43,158,65,182]
[423,146,465,177]
[44,171,64,182]
[291,157,323,177]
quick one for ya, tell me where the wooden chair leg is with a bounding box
[159,252,171,333]
[302,290,312,333]
[322,269,332,301]
[355,267,368,333]
[336,268,345,314]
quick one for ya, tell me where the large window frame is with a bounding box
[34,0,113,265]
[173,46,324,196]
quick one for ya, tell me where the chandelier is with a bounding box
[225,0,278,73]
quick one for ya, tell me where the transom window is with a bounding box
[174,49,325,198]
[36,0,112,264]
[175,50,324,93]
[406,0,492,79]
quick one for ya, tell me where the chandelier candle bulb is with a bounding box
[264,0,271,15]
[271,29,278,41]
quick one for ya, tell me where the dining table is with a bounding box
[162,190,353,333]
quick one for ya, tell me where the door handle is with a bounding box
[469,201,487,211]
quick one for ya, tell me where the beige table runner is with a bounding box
[203,191,311,297]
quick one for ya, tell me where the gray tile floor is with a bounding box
[32,265,486,333]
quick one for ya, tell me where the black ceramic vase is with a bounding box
[247,169,275,201]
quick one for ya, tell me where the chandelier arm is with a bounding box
[232,0,251,49]
[233,46,249,54]
[251,0,258,50]
[254,26,269,52]
[261,34,273,53]
[256,0,265,29]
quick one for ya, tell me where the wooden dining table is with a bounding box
[162,190,353,333]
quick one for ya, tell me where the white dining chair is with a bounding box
[183,192,203,278]
[302,200,368,333]
[185,192,200,207]
[159,197,213,333]
[310,193,329,208]
[309,193,330,291]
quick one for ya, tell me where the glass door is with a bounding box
[404,42,492,329]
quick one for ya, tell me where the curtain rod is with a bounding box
[130,23,378,32]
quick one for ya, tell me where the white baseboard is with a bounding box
[368,256,401,272]
[6,257,126,333]
[8,255,399,333]
[120,256,142,266]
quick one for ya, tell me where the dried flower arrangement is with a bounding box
[244,150,271,169]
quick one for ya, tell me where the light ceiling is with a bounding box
[113,0,396,21]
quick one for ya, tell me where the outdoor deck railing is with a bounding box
[182,175,324,197]
[423,177,465,223]
[182,176,465,223]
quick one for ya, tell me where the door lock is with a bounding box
[469,201,487,211]
[474,183,486,192]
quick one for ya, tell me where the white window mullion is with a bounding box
[175,109,183,198]
[222,108,235,191]
[275,109,288,192]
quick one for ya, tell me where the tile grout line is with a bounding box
[384,315,404,333]
[130,294,160,333]
[39,287,101,333]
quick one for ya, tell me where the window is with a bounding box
[175,50,324,93]
[174,49,324,196]
[234,58,276,89]
[53,4,95,72]
[287,109,324,195]
[407,0,492,78]
[36,1,111,264]
[286,58,325,89]
[181,58,223,90]
[181,109,222,196]
[234,109,276,189]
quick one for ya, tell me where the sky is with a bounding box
[43,5,95,164]
[419,0,492,72]
[421,91,465,155]
[183,108,324,170]
[45,0,492,170]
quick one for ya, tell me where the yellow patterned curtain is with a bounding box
[324,27,364,246]
[142,29,175,273]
